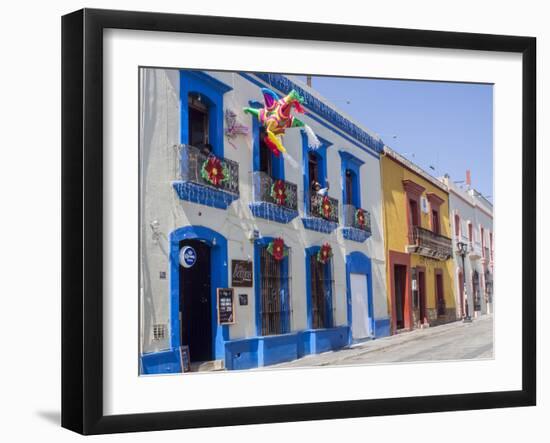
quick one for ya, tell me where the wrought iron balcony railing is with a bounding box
[177,143,239,195]
[172,144,239,209]
[469,240,483,260]
[407,226,453,261]
[309,193,339,224]
[251,171,298,212]
[342,204,372,233]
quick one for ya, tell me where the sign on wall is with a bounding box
[179,345,191,373]
[179,246,197,268]
[217,288,235,325]
[231,260,253,287]
[421,196,429,214]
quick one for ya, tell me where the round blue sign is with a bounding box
[179,246,197,268]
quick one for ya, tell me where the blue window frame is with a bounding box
[339,150,364,207]
[254,237,291,336]
[301,131,331,214]
[180,70,232,157]
[345,251,375,339]
[305,246,334,329]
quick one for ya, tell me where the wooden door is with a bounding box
[179,239,212,362]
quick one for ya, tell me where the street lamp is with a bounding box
[456,241,472,322]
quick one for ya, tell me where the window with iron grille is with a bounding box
[309,255,334,329]
[152,323,166,341]
[259,247,291,335]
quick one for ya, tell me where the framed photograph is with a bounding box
[62,8,536,435]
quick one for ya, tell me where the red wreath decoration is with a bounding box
[271,179,287,205]
[355,208,366,229]
[201,155,227,187]
[267,237,287,261]
[321,195,332,219]
[317,242,333,264]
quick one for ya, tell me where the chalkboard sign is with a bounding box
[231,260,253,287]
[217,288,235,325]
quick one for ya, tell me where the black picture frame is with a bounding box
[61,8,536,435]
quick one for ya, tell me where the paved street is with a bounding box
[263,315,493,369]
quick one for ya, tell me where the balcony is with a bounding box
[341,204,372,242]
[249,171,299,223]
[172,144,239,209]
[469,240,483,260]
[482,246,490,264]
[407,226,453,261]
[302,194,339,234]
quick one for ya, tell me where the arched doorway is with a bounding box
[169,226,229,366]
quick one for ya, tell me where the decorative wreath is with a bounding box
[320,195,333,219]
[317,242,333,264]
[270,179,287,206]
[355,208,366,229]
[200,155,229,187]
[267,237,288,261]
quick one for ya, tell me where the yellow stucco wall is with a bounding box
[381,154,455,325]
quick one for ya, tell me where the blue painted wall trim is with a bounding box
[180,70,232,157]
[345,251,375,339]
[224,326,350,370]
[141,349,181,375]
[238,72,384,156]
[249,202,298,223]
[169,226,230,362]
[254,237,291,336]
[298,326,349,357]
[172,182,239,209]
[304,246,334,329]
[342,227,372,243]
[301,218,338,234]
[374,317,391,338]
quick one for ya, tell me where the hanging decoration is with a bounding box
[270,179,287,206]
[200,155,228,187]
[317,242,333,264]
[355,207,367,229]
[320,195,333,219]
[244,88,321,157]
[266,237,288,261]
[224,109,249,149]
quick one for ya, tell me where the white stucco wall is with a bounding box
[140,68,388,354]
[444,177,494,318]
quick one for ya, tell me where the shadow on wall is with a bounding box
[35,410,60,426]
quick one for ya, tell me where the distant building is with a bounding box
[139,68,390,374]
[381,147,456,333]
[442,176,494,318]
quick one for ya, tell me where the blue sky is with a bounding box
[296,75,493,200]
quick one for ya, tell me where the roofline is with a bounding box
[382,146,449,193]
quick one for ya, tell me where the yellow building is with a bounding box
[381,147,456,334]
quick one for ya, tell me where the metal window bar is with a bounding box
[251,171,298,211]
[176,143,239,195]
[309,193,339,223]
[342,204,372,233]
[260,246,291,336]
[310,255,335,329]
[411,225,453,259]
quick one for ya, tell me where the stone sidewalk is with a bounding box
[258,314,494,369]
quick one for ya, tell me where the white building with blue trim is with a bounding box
[139,68,390,374]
